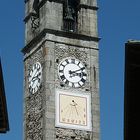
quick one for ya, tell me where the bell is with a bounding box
[64,7,74,21]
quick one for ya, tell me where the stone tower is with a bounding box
[22,0,100,140]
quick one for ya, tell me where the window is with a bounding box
[63,0,79,32]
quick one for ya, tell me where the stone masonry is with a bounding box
[23,0,100,140]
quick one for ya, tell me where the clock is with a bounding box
[55,90,92,131]
[28,62,42,94]
[58,58,87,87]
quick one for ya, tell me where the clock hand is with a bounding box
[70,72,82,78]
[69,69,81,74]
[31,74,40,88]
[69,68,85,78]
[30,65,41,79]
[69,67,85,74]
[30,69,38,80]
[32,74,40,82]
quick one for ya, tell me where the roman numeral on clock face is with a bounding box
[59,70,63,73]
[60,75,65,81]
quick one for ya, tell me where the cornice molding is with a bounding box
[79,4,99,11]
[22,29,100,53]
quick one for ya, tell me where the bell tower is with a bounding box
[22,0,100,140]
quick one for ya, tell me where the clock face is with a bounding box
[58,58,87,87]
[55,90,92,131]
[28,62,42,94]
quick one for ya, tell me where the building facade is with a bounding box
[124,40,140,140]
[0,59,9,133]
[22,0,100,139]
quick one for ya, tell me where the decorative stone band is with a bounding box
[22,28,100,54]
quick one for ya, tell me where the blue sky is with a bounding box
[0,0,140,140]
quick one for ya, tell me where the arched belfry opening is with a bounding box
[63,0,79,32]
[31,0,40,30]
[33,0,39,17]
